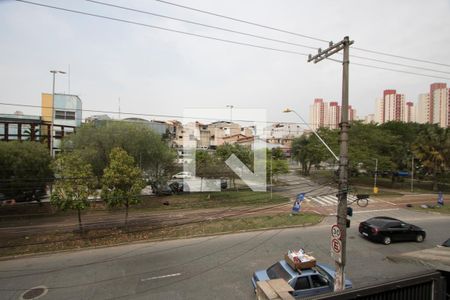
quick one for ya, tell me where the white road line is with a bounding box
[310,197,331,206]
[140,273,182,282]
[353,208,400,214]
[322,195,338,203]
[375,198,397,205]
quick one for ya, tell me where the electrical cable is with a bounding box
[153,0,450,68]
[15,0,309,57]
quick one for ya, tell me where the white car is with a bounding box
[172,172,192,179]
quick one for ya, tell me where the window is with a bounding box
[55,110,76,120]
[266,262,291,281]
[310,275,329,288]
[294,276,310,290]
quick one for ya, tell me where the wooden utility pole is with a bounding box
[308,36,354,291]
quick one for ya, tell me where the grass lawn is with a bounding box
[133,190,289,211]
[0,212,322,258]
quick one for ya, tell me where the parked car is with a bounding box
[359,216,426,245]
[251,260,352,298]
[172,172,192,179]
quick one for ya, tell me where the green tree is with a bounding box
[101,147,145,228]
[63,121,176,185]
[51,151,95,232]
[412,124,447,190]
[0,141,52,201]
[215,144,253,189]
[267,148,289,183]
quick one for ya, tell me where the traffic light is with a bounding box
[346,207,353,217]
[346,207,353,228]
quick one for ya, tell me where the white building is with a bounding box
[416,93,430,124]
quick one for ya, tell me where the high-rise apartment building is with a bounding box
[429,83,447,124]
[404,102,414,123]
[309,98,356,130]
[309,98,326,130]
[374,89,408,123]
[328,101,340,129]
[416,93,430,124]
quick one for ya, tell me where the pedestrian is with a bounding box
[437,191,444,206]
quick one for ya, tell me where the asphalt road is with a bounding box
[0,208,448,300]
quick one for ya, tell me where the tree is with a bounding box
[51,151,95,232]
[63,121,176,185]
[101,147,145,228]
[0,141,52,201]
[215,144,254,189]
[267,148,289,183]
[412,124,447,190]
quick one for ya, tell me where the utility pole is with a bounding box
[374,158,378,194]
[308,36,354,292]
[411,155,414,192]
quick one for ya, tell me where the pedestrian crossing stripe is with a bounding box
[305,194,371,206]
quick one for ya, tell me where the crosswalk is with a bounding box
[305,194,372,207]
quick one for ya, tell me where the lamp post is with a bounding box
[283,108,339,161]
[226,105,234,122]
[50,70,66,157]
[373,158,378,194]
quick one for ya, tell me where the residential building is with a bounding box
[374,98,384,124]
[404,102,415,123]
[364,114,375,124]
[207,121,241,147]
[416,93,430,124]
[267,123,302,139]
[328,102,340,129]
[348,105,357,122]
[309,98,326,130]
[429,83,447,124]
[374,90,406,123]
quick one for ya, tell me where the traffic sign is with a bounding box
[331,224,343,240]
[330,238,342,263]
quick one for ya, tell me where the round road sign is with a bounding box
[331,224,342,239]
[331,238,342,254]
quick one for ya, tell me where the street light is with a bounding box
[283,108,339,161]
[226,105,234,122]
[50,70,66,157]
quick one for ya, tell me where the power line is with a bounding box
[352,62,450,81]
[90,0,450,76]
[153,0,450,68]
[15,0,308,57]
[154,0,329,43]
[0,101,346,127]
[352,47,450,68]
[87,0,317,51]
[16,0,450,81]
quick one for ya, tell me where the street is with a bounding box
[0,208,448,300]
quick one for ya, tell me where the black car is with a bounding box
[359,216,426,245]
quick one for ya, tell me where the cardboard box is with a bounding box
[284,253,316,271]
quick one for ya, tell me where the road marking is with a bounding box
[353,208,400,214]
[140,273,181,282]
[375,198,397,205]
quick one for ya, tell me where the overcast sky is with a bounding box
[1,0,449,126]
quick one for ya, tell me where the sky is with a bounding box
[1,0,449,126]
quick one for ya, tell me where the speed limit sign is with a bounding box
[331,224,342,240]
